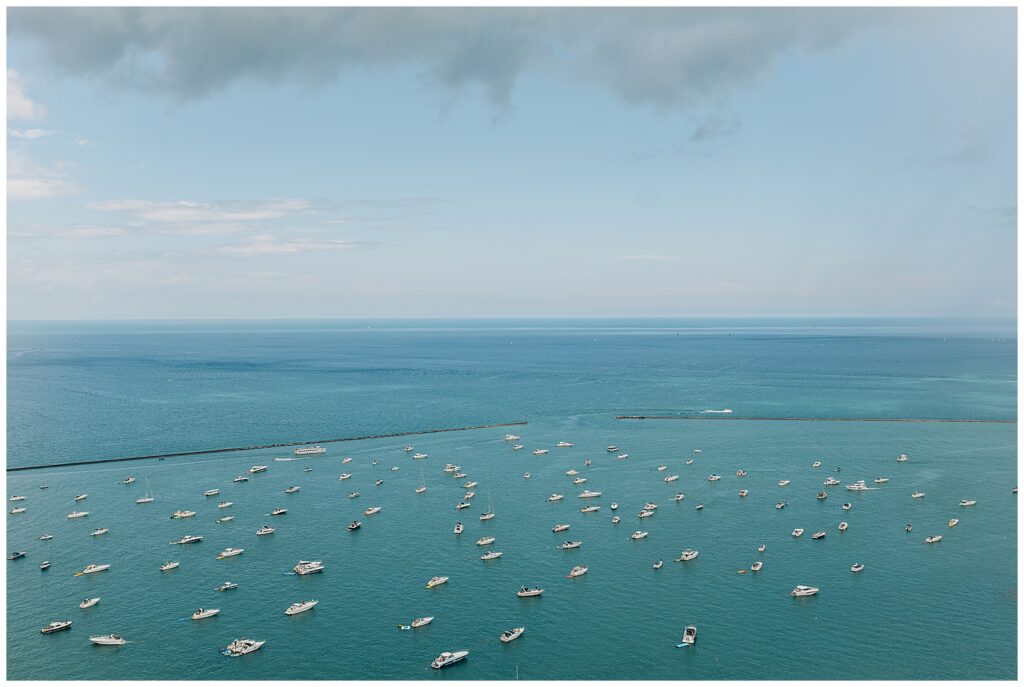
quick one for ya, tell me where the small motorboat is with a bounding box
[842,502,853,511]
[456,502,470,510]
[584,459,592,466]
[523,473,531,479]
[896,454,908,462]
[192,608,220,620]
[557,441,573,448]
[431,650,469,669]
[905,524,913,532]
[792,528,804,538]
[707,474,720,482]
[339,473,352,481]
[513,445,524,450]
[76,563,111,575]
[412,453,428,460]
[573,477,587,485]
[617,453,629,460]
[736,470,747,477]
[750,561,763,572]
[516,586,544,597]
[204,489,220,497]
[657,465,667,472]
[775,502,786,510]
[477,536,496,546]
[812,531,826,540]
[925,535,943,544]
[170,510,196,519]
[79,597,100,609]
[816,491,828,500]
[791,585,819,597]
[347,521,361,531]
[630,531,648,540]
[363,506,382,516]
[8,551,26,560]
[217,516,234,523]
[271,508,287,516]
[547,494,564,502]
[256,525,276,536]
[674,493,685,501]
[217,581,238,591]
[409,616,434,628]
[638,509,654,518]
[653,560,663,569]
[374,479,384,486]
[850,563,864,573]
[610,502,619,510]
[959,499,976,507]
[677,625,697,647]
[390,466,400,472]
[40,620,72,634]
[217,548,244,560]
[580,505,600,513]
[566,469,579,476]
[559,541,582,550]
[222,639,264,656]
[738,490,748,497]
[10,507,26,514]
[757,544,766,553]
[39,561,50,571]
[606,446,619,452]
[874,477,890,484]
[664,475,680,483]
[218,501,234,509]
[839,521,849,532]
[695,503,704,511]
[74,494,88,502]
[160,561,180,571]
[500,626,525,643]
[552,524,570,532]
[284,599,319,615]
[293,560,324,575]
[611,516,621,523]
[90,528,109,537]
[812,461,822,468]
[532,449,549,456]
[38,534,53,541]
[454,522,464,534]
[566,565,588,578]
[948,518,959,527]
[284,486,300,494]
[675,549,699,562]
[67,511,89,519]
[778,479,791,486]
[426,576,449,589]
[912,492,925,499]
[348,492,359,498]
[233,476,249,483]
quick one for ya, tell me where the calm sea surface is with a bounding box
[6,319,1017,679]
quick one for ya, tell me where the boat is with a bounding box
[573,477,587,485]
[404,445,414,452]
[79,597,100,609]
[348,491,359,498]
[480,494,495,521]
[90,634,127,646]
[75,494,88,502]
[896,454,908,462]
[285,599,319,615]
[67,511,89,519]
[532,449,549,456]
[271,508,287,516]
[410,616,433,628]
[557,441,574,448]
[657,465,667,472]
[584,459,592,466]
[415,485,427,494]
[41,621,72,634]
[812,461,822,468]
[248,465,268,474]
[850,563,864,573]
[456,502,471,510]
[547,494,564,502]
[513,445,524,451]
[775,502,786,509]
[75,563,111,575]
[736,470,747,477]
[90,528,108,536]
[792,528,804,538]
[812,531,826,540]
[566,565,588,578]
[644,502,659,510]
[454,522,464,534]
[839,521,849,531]
[426,576,449,589]
[578,490,602,498]
[817,491,828,500]
[664,475,679,483]
[233,476,249,483]
[222,639,265,656]
[912,492,925,499]
[500,627,525,643]
[8,495,25,502]
[191,608,220,620]
[39,485,48,489]
[160,561,179,571]
[136,478,155,504]
[580,505,600,513]
[256,525,275,536]
[171,535,202,545]
[218,501,234,510]
[925,535,943,544]
[443,464,460,473]
[874,477,890,484]
[617,453,629,460]
[477,536,496,546]
[778,480,790,487]
[695,503,704,511]
[611,516,621,523]
[516,586,544,597]
[347,521,362,531]
[959,499,976,507]
[906,524,913,532]
[552,524,570,532]
[757,544,766,553]
[39,561,50,570]
[707,474,720,482]
[217,547,244,559]
[678,625,697,647]
[559,541,582,549]
[791,585,819,597]
[566,469,579,476]
[170,510,196,519]
[523,472,530,478]
[505,434,520,441]
[842,503,852,511]
[948,518,959,527]
[284,486,300,494]
[431,650,469,669]
[10,507,26,514]
[845,481,869,491]
[38,534,53,541]
[217,581,238,591]
[342,457,353,464]
[480,551,503,560]
[653,561,663,569]
[606,446,619,452]
[738,490,748,497]
[375,479,384,486]
[293,560,324,575]
[204,489,220,497]
[363,506,381,516]
[751,561,763,572]
[675,550,699,562]
[686,459,694,465]
[463,481,478,489]
[339,473,352,480]
[413,453,428,460]
[823,478,840,486]
[294,446,326,456]
[630,531,648,540]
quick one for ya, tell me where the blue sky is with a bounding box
[6,7,1017,319]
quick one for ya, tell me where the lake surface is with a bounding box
[6,318,1017,679]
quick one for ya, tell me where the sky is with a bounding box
[5,7,1018,319]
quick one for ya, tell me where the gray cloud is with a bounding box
[8,7,897,108]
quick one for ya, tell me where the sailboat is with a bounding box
[415,467,427,494]
[480,493,495,521]
[136,478,155,504]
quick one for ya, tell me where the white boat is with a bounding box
[792,528,804,538]
[791,585,819,597]
[695,503,704,511]
[463,481,478,489]
[160,561,179,571]
[342,457,353,464]
[851,563,864,573]
[566,565,588,578]
[410,616,434,628]
[812,461,822,468]
[222,639,264,656]
[294,446,326,456]
[845,481,868,491]
[532,449,549,455]
[170,510,196,519]
[285,599,319,615]
[347,520,361,531]
[948,518,959,527]
[293,560,324,575]
[559,540,582,549]
[415,486,427,494]
[74,494,88,502]
[557,441,574,448]
[653,560,663,569]
[413,453,428,460]
[480,494,495,521]
[136,478,156,504]
[573,477,587,485]
[517,586,544,597]
[817,491,828,500]
[873,477,890,484]
[171,535,203,545]
[79,597,101,609]
[824,478,840,486]
[339,473,352,480]
[638,509,654,518]
[10,507,26,514]
[256,525,275,536]
[90,634,127,646]
[363,506,382,516]
[90,528,108,536]
[67,511,89,519]
[500,626,525,642]
[218,501,233,509]
[630,531,648,540]
[477,536,496,546]
[75,563,111,576]
[611,516,621,523]
[912,492,926,499]
[217,581,238,591]
[925,535,943,544]
[426,575,449,588]
[192,608,220,620]
[757,544,766,553]
[547,494,564,502]
[456,502,470,510]
[8,495,25,502]
[736,470,747,477]
[204,489,220,497]
[504,434,520,441]
[404,445,414,452]
[41,620,72,634]
[523,472,530,478]
[248,465,268,474]
[480,551,503,560]
[284,486,301,494]
[738,490,748,497]
[959,499,976,507]
[812,531,826,540]
[679,625,697,646]
[348,491,359,498]
[686,459,693,465]
[38,534,53,541]
[606,446,619,452]
[513,445,524,450]
[751,561,763,572]
[375,479,385,486]
[896,454,908,462]
[664,475,679,483]
[707,474,720,482]
[578,490,602,498]
[656,465,667,472]
[217,548,244,559]
[675,550,699,562]
[776,502,786,509]
[842,502,852,511]
[431,650,469,669]
[839,521,849,531]
[617,453,629,459]
[454,522,464,534]
[610,502,619,510]
[580,505,600,513]
[233,476,249,483]
[552,523,570,532]
[566,469,579,476]
[271,508,287,516]
[778,480,791,487]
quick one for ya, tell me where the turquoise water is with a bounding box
[6,319,1017,679]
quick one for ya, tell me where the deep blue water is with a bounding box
[6,319,1017,679]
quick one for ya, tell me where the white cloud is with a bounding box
[73,137,94,146]
[9,128,57,139]
[7,150,78,200]
[7,69,48,121]
[88,198,312,225]
[216,233,356,257]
